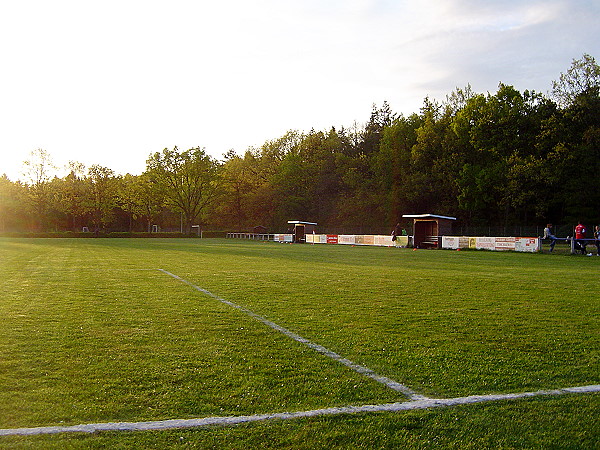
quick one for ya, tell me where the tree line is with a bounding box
[1,54,599,236]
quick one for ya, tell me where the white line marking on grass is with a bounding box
[158,269,425,400]
[2,384,598,436]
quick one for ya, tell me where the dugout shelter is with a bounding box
[287,220,317,243]
[403,214,456,248]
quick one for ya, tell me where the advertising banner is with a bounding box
[306,234,327,244]
[443,236,538,253]
[442,237,473,249]
[372,235,394,246]
[338,235,356,245]
[476,237,496,250]
[515,238,539,252]
[280,232,538,252]
[273,234,293,242]
[442,236,459,249]
[495,237,516,251]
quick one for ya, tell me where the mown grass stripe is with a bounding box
[158,269,426,400]
[2,385,598,436]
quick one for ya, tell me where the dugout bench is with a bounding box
[402,214,456,249]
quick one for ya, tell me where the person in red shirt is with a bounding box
[574,221,587,254]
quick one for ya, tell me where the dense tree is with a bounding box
[452,85,550,225]
[376,113,422,225]
[1,54,598,235]
[0,176,28,232]
[360,101,394,155]
[146,147,221,233]
[119,174,143,232]
[303,128,346,227]
[52,162,88,231]
[214,150,263,230]
[133,172,166,232]
[85,165,119,233]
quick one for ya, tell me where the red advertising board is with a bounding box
[326,235,338,244]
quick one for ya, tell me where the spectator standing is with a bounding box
[574,221,587,254]
[594,225,600,256]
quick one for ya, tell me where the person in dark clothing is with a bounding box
[391,223,401,241]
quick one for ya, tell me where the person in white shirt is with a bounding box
[542,223,557,252]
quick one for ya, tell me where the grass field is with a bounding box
[0,238,598,448]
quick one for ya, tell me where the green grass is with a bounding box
[0,238,598,448]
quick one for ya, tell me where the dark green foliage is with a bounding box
[2,55,599,234]
[214,56,600,232]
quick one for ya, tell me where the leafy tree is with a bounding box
[213,150,262,230]
[551,53,600,108]
[134,173,166,232]
[0,176,28,232]
[22,148,56,186]
[303,128,346,227]
[146,147,221,233]
[85,165,119,233]
[2,54,598,234]
[118,174,143,232]
[52,161,88,231]
[452,85,547,225]
[558,87,600,223]
[240,131,303,230]
[22,148,55,231]
[271,150,311,224]
[271,130,326,225]
[376,113,422,224]
[359,101,394,155]
[444,84,476,115]
[412,106,460,216]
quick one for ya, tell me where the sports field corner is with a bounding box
[0,238,598,447]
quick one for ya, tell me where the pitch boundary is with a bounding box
[1,385,598,436]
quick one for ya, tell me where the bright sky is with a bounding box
[1,0,599,182]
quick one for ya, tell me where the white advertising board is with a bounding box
[494,237,516,251]
[374,235,396,246]
[475,237,496,250]
[515,238,539,252]
[273,234,293,243]
[442,236,459,249]
[338,235,356,245]
[442,236,535,253]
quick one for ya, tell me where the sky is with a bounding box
[1,0,599,182]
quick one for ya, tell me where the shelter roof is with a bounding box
[402,214,456,221]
